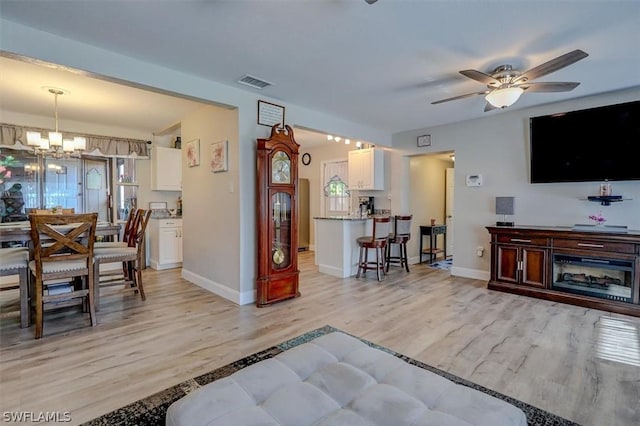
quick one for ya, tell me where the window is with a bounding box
[0,147,111,221]
[323,160,350,216]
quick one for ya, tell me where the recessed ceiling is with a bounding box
[1,1,639,135]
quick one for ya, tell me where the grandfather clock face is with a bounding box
[271,151,291,184]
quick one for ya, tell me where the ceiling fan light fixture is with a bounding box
[485,87,524,108]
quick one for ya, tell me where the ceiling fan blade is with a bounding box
[484,102,498,112]
[431,90,489,105]
[514,49,588,83]
[520,81,580,92]
[460,69,500,85]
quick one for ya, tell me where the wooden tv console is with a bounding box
[487,226,640,317]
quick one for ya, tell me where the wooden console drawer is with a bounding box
[553,238,635,254]
[497,235,548,246]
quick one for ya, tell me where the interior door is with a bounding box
[445,167,454,258]
[83,157,109,221]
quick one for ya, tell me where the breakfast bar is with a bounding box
[314,216,371,278]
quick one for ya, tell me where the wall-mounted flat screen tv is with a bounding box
[529,100,640,183]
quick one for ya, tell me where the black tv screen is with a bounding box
[529,100,640,183]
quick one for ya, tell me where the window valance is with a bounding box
[0,123,149,158]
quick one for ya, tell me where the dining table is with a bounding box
[0,220,122,243]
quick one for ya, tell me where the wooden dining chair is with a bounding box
[95,208,137,249]
[28,213,98,339]
[93,209,151,309]
[356,216,392,281]
[386,215,413,273]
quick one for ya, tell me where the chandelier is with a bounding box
[25,88,86,157]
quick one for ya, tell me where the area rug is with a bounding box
[83,325,577,426]
[428,257,453,270]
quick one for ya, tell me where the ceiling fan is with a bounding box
[431,49,588,111]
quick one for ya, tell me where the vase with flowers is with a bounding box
[589,212,606,226]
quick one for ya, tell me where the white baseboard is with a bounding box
[181,268,254,305]
[450,266,490,281]
[150,260,182,270]
[318,264,350,278]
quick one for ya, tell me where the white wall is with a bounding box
[392,87,640,279]
[179,104,242,300]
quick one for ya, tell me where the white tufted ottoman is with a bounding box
[166,332,526,426]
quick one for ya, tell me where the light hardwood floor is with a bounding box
[1,252,639,425]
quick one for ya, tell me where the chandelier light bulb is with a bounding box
[327,135,333,141]
[334,136,341,142]
[345,139,351,144]
[27,131,42,146]
[74,136,87,151]
[63,139,75,152]
[49,131,63,146]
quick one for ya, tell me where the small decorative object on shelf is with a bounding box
[588,212,606,226]
[599,182,612,196]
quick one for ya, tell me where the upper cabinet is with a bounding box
[348,148,384,190]
[151,146,182,191]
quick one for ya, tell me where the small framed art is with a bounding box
[186,139,200,167]
[210,140,228,173]
[417,134,431,147]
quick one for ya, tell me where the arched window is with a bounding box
[323,160,350,215]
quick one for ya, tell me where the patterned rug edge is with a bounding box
[83,324,578,426]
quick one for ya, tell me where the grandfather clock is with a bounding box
[256,124,300,307]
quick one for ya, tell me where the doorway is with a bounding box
[408,152,455,263]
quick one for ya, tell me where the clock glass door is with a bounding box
[272,191,292,270]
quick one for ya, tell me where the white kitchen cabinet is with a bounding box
[348,148,384,190]
[151,147,182,191]
[149,218,183,270]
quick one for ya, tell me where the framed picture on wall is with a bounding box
[258,100,285,127]
[417,134,431,147]
[210,140,228,173]
[186,139,200,167]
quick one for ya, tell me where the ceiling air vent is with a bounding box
[237,74,272,89]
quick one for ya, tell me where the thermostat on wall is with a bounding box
[465,174,483,187]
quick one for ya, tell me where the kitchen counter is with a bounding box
[314,216,370,221]
[314,217,373,277]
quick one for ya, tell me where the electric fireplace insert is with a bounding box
[552,253,635,303]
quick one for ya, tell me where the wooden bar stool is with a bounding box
[356,216,391,281]
[386,215,412,272]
